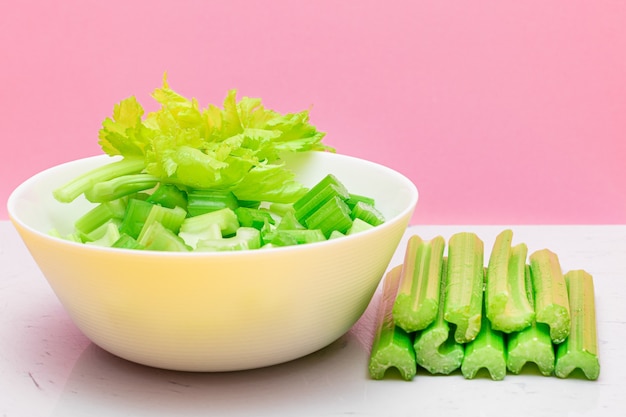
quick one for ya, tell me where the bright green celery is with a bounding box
[486,229,535,333]
[234,207,275,231]
[392,235,446,332]
[529,249,571,344]
[293,174,350,224]
[506,264,555,376]
[178,208,240,249]
[444,232,485,344]
[118,198,155,239]
[275,210,305,230]
[196,227,261,251]
[137,221,190,251]
[345,193,375,209]
[413,257,464,375]
[350,201,385,227]
[186,189,239,217]
[84,173,160,203]
[53,157,146,203]
[137,204,187,242]
[368,265,417,381]
[73,199,127,241]
[346,218,374,235]
[146,183,188,210]
[112,233,145,250]
[85,221,121,247]
[555,270,600,380]
[304,195,353,238]
[266,229,326,246]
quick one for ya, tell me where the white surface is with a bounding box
[1,222,625,416]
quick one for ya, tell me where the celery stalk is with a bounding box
[506,265,555,376]
[444,232,485,343]
[529,249,571,344]
[369,265,417,381]
[413,257,464,375]
[304,195,353,238]
[392,235,446,332]
[84,173,160,203]
[486,229,535,333]
[461,271,507,381]
[555,270,600,380]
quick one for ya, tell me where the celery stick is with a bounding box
[186,189,239,217]
[112,233,145,250]
[292,174,349,222]
[555,270,600,380]
[84,173,160,203]
[137,204,187,243]
[234,207,275,231]
[275,210,305,230]
[304,195,353,238]
[345,193,375,210]
[461,275,507,381]
[138,221,191,252]
[266,229,326,246]
[529,249,571,344]
[196,227,261,251]
[74,199,126,241]
[146,183,188,210]
[486,229,535,333]
[85,221,121,247]
[413,257,464,375]
[392,235,446,332]
[369,265,417,381]
[119,198,155,239]
[444,232,485,343]
[506,265,555,376]
[346,218,374,235]
[350,201,385,227]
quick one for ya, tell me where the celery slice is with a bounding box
[266,229,326,246]
[118,198,155,239]
[137,204,187,242]
[186,189,239,217]
[368,265,417,381]
[146,183,188,210]
[74,199,126,241]
[444,232,485,343]
[84,173,160,203]
[292,174,349,222]
[461,273,507,381]
[196,227,261,251]
[346,218,374,235]
[555,270,600,380]
[304,195,353,238]
[85,221,121,247]
[234,207,275,231]
[392,235,446,332]
[138,222,190,252]
[413,257,464,375]
[506,265,555,376]
[529,249,571,344]
[350,201,385,227]
[486,229,535,333]
[112,233,145,250]
[179,208,240,238]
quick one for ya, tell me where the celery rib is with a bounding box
[369,265,417,381]
[555,270,600,380]
[444,232,485,344]
[413,257,464,375]
[529,249,571,344]
[392,235,446,332]
[486,229,535,333]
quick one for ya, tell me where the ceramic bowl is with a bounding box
[7,151,418,372]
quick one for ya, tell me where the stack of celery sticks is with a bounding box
[369,229,600,381]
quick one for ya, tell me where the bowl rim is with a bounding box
[7,151,418,258]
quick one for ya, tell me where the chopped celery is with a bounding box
[506,265,555,376]
[444,232,485,344]
[345,193,375,209]
[461,277,507,381]
[292,174,349,223]
[350,201,385,227]
[84,173,159,203]
[137,204,187,243]
[393,235,446,332]
[369,265,417,381]
[119,198,155,239]
[486,229,535,333]
[275,210,305,230]
[196,227,261,251]
[234,207,275,231]
[137,221,191,252]
[413,257,464,375]
[53,157,146,203]
[85,221,121,247]
[555,270,600,380]
[179,208,239,240]
[265,229,326,246]
[74,199,126,241]
[529,249,571,344]
[346,218,374,235]
[304,195,353,238]
[146,183,188,210]
[112,233,145,250]
[186,189,239,217]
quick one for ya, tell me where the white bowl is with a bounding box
[7,151,418,372]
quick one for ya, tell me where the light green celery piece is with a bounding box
[346,217,374,235]
[84,173,160,203]
[413,257,464,375]
[369,265,417,381]
[555,270,600,380]
[137,205,187,242]
[529,249,571,344]
[85,222,121,247]
[196,227,262,251]
[444,232,484,343]
[461,274,507,381]
[506,264,555,376]
[138,222,190,252]
[392,235,446,332]
[486,229,535,333]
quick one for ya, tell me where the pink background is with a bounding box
[2,1,625,225]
